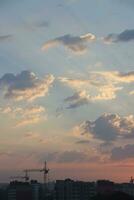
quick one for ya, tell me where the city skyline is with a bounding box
[0,0,134,182]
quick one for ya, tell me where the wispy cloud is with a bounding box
[76,140,90,144]
[129,90,134,95]
[42,33,96,54]
[58,150,90,163]
[59,70,134,108]
[24,132,41,139]
[15,106,47,127]
[0,105,47,127]
[23,20,50,32]
[40,150,97,163]
[24,132,49,144]
[94,71,134,83]
[0,106,12,114]
[0,71,55,101]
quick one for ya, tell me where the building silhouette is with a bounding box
[97,180,114,194]
[7,181,33,200]
[1,177,134,200]
[115,183,134,197]
[55,178,96,200]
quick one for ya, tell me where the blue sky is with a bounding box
[0,0,134,182]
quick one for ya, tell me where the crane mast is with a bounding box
[130,176,134,184]
[43,161,49,185]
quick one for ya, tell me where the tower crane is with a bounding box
[130,176,134,184]
[23,161,49,184]
[10,175,29,182]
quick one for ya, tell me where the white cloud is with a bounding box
[93,71,134,83]
[59,71,134,108]
[15,105,47,127]
[0,105,47,127]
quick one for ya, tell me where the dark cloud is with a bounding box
[0,70,54,101]
[76,114,134,142]
[104,29,134,43]
[111,144,134,160]
[65,91,89,109]
[42,33,96,53]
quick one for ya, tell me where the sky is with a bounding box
[0,0,134,183]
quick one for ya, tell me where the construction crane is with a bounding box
[10,175,29,182]
[23,161,49,184]
[130,176,134,184]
